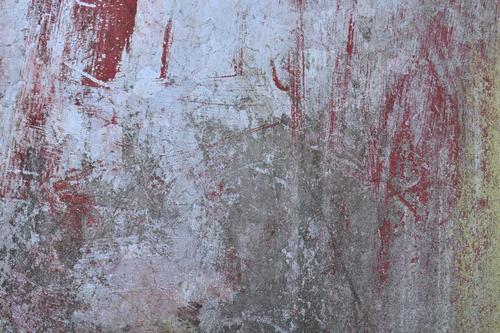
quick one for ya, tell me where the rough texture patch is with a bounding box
[0,0,498,332]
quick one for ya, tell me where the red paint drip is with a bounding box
[270,60,289,92]
[159,18,173,79]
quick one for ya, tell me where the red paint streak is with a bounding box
[53,180,69,192]
[421,11,453,60]
[20,0,62,128]
[30,0,64,64]
[334,12,361,158]
[386,79,426,223]
[294,0,306,9]
[270,60,289,92]
[373,58,462,288]
[366,74,407,194]
[270,2,306,131]
[79,0,138,86]
[1,1,63,198]
[346,16,355,58]
[327,14,356,147]
[22,81,56,129]
[273,3,306,131]
[52,178,98,229]
[159,18,173,79]
[0,3,102,328]
[385,108,431,223]
[45,164,100,235]
[377,219,392,285]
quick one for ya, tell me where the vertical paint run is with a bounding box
[327,14,355,149]
[159,18,173,80]
[78,0,138,86]
[346,16,355,58]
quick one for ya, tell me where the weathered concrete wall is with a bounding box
[0,0,498,332]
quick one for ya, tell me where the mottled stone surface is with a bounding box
[0,0,498,332]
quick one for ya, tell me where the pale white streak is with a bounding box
[222,316,290,333]
[63,62,110,88]
[0,0,31,192]
[75,0,96,8]
[7,169,40,177]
